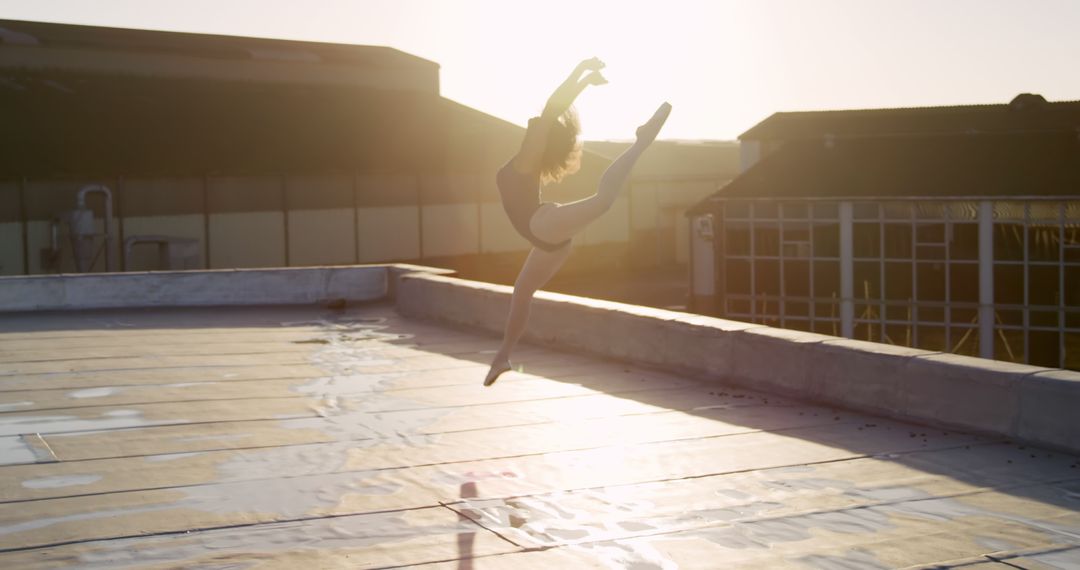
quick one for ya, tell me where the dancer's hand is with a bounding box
[577,57,605,73]
[582,71,608,86]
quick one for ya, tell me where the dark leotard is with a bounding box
[496,160,570,252]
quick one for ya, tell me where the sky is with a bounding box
[2,0,1079,141]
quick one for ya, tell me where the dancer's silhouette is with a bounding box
[485,57,671,386]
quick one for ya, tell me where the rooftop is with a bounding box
[1,297,1079,568]
[740,95,1080,141]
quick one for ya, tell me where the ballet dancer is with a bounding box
[484,57,671,386]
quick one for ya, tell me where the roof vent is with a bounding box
[1008,93,1047,112]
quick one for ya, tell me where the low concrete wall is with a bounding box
[395,271,1080,454]
[0,265,390,311]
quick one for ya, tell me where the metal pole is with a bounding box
[202,175,211,269]
[978,200,994,359]
[352,172,360,265]
[1060,201,1067,369]
[417,175,424,260]
[281,176,290,267]
[117,176,126,273]
[18,177,29,275]
[840,201,854,338]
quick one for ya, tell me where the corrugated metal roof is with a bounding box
[690,131,1080,213]
[740,96,1080,141]
[0,69,475,176]
[0,18,436,69]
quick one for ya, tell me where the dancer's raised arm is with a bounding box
[512,57,606,173]
[541,57,606,120]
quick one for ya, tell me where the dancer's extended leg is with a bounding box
[484,243,572,386]
[530,102,671,245]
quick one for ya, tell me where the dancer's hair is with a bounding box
[538,107,582,184]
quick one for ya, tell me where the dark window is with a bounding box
[814,260,840,298]
[785,319,811,332]
[920,306,945,323]
[783,224,810,243]
[784,260,810,297]
[1066,265,1080,306]
[854,322,879,342]
[887,305,911,320]
[994,328,1025,363]
[725,224,751,256]
[727,297,751,315]
[854,261,881,301]
[813,224,840,258]
[949,263,979,303]
[1030,311,1058,327]
[853,223,880,258]
[916,223,945,244]
[951,223,979,260]
[1029,330,1061,368]
[755,259,780,296]
[1028,265,1059,307]
[916,262,946,302]
[994,264,1024,305]
[994,223,1024,261]
[916,326,946,351]
[997,309,1023,326]
[885,324,910,346]
[951,327,978,356]
[786,301,809,316]
[952,307,978,324]
[1065,332,1079,370]
[883,224,912,259]
[916,245,946,260]
[813,320,840,336]
[1028,226,1060,262]
[725,259,751,295]
[884,262,912,301]
[754,225,779,256]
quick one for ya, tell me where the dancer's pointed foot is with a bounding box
[484,360,512,387]
[635,102,672,146]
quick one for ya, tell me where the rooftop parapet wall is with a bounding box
[0,266,391,311]
[394,271,1080,454]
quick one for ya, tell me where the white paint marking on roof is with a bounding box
[0,436,38,465]
[70,387,119,399]
[22,474,103,489]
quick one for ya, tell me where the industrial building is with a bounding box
[689,95,1080,369]
[0,19,618,276]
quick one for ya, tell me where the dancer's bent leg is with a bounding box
[484,243,572,386]
[530,102,671,245]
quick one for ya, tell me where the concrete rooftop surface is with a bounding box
[1,303,1079,569]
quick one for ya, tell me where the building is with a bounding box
[0,19,615,276]
[688,95,1080,369]
[585,139,738,270]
